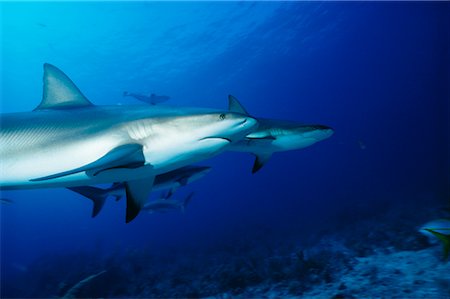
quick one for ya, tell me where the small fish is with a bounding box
[419,219,450,260]
[123,91,170,105]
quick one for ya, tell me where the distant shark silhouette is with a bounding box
[0,64,257,222]
[143,192,195,214]
[123,91,170,105]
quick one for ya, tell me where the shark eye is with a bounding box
[219,113,226,120]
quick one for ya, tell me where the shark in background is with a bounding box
[0,64,257,222]
[0,198,13,205]
[68,165,211,217]
[227,95,334,173]
[143,192,195,214]
[123,91,170,105]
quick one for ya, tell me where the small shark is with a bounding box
[68,165,211,217]
[0,64,257,222]
[227,95,334,173]
[143,192,195,214]
[123,91,170,105]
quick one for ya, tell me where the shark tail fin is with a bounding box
[67,186,108,218]
[424,228,450,261]
[228,95,250,115]
[181,192,195,213]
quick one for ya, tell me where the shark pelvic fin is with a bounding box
[35,63,93,111]
[252,152,272,174]
[125,176,155,223]
[31,144,145,182]
[67,186,108,218]
[228,95,249,115]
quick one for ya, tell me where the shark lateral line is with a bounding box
[227,95,334,173]
[0,64,257,222]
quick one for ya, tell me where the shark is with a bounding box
[0,64,257,222]
[143,192,195,214]
[227,95,334,173]
[123,91,170,105]
[67,165,211,217]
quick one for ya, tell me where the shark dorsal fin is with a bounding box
[34,63,93,110]
[228,95,249,115]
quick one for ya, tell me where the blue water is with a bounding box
[1,2,449,298]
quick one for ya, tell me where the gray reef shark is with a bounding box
[123,91,170,105]
[227,95,334,173]
[0,64,257,222]
[68,165,211,217]
[143,192,195,214]
[0,198,13,205]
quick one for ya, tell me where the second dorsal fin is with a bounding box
[34,63,93,110]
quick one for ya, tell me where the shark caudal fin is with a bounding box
[125,176,155,223]
[35,63,93,110]
[67,186,108,218]
[424,228,450,261]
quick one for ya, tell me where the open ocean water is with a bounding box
[1,2,449,298]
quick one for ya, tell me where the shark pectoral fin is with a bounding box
[67,186,107,218]
[31,144,145,182]
[125,175,155,223]
[34,63,94,110]
[252,152,273,174]
[228,95,250,115]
